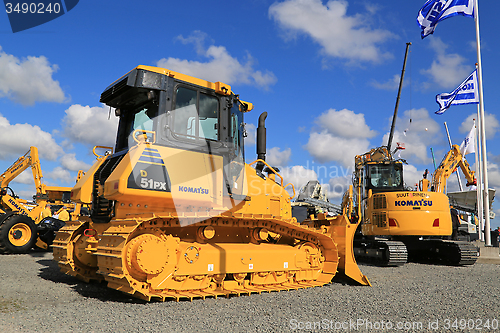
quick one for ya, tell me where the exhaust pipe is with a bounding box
[256,112,267,172]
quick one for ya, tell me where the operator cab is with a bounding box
[102,66,246,165]
[364,162,404,194]
[95,66,250,212]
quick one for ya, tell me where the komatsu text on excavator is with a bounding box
[53,65,370,301]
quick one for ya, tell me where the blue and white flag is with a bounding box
[417,0,474,39]
[435,69,479,115]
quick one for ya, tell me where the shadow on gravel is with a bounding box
[36,259,147,304]
[28,248,51,258]
[356,261,401,268]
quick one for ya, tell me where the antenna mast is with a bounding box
[387,42,411,153]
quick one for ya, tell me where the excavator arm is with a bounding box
[431,144,475,193]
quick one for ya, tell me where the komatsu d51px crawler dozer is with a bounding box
[53,65,369,301]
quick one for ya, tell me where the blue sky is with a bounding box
[1,0,499,228]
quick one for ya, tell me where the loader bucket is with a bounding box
[328,215,371,286]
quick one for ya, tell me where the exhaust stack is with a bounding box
[256,112,267,172]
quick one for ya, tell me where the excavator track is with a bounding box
[354,239,408,266]
[406,239,478,266]
[54,213,368,301]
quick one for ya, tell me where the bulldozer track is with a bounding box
[54,213,343,301]
[53,219,102,283]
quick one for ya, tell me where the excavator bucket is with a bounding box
[327,214,371,286]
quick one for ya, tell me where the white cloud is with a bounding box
[402,164,426,189]
[281,165,318,196]
[46,166,73,183]
[176,30,212,56]
[62,104,119,148]
[10,169,34,185]
[304,108,374,166]
[370,74,403,91]
[305,131,371,166]
[60,153,91,172]
[316,109,377,139]
[157,32,277,89]
[244,123,256,146]
[0,46,66,105]
[382,108,441,165]
[327,175,351,201]
[421,37,472,89]
[486,161,500,190]
[460,112,499,140]
[0,113,63,161]
[269,0,395,63]
[267,147,291,167]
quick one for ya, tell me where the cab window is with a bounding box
[116,100,157,151]
[172,86,219,141]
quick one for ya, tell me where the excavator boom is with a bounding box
[431,144,476,193]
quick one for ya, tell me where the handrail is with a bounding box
[132,129,156,144]
[92,146,113,159]
[249,159,295,198]
[249,159,283,186]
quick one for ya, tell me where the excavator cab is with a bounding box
[364,162,404,193]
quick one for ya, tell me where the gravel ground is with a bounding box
[0,251,499,333]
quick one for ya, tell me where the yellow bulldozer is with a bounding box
[0,147,80,253]
[53,65,370,301]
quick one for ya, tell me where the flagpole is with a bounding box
[474,116,484,241]
[444,122,463,191]
[474,0,491,246]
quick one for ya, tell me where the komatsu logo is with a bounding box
[11,163,24,174]
[8,198,28,215]
[179,186,209,195]
[395,200,433,207]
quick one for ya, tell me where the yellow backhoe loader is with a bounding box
[53,65,370,302]
[0,147,76,253]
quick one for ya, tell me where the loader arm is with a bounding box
[0,147,45,195]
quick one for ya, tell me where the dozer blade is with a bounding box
[328,215,371,286]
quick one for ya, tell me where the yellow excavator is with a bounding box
[0,147,75,253]
[53,65,370,302]
[352,145,477,266]
[420,144,476,193]
[352,43,477,266]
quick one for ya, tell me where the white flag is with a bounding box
[435,69,479,114]
[459,121,475,155]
